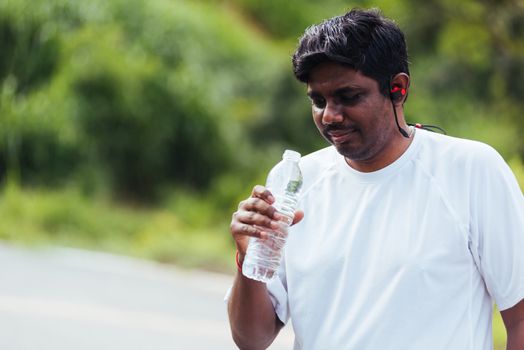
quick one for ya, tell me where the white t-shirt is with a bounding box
[266,129,524,350]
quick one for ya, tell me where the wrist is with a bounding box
[236,250,244,271]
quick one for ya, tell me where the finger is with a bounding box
[230,221,268,239]
[292,210,304,226]
[239,197,280,220]
[252,185,275,204]
[235,210,280,230]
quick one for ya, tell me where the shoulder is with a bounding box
[298,146,341,193]
[300,146,339,171]
[416,129,507,173]
[414,130,520,199]
[419,130,498,160]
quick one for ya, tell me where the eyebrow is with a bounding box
[306,86,362,98]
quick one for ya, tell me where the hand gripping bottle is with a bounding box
[242,150,303,283]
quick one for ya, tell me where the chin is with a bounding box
[334,140,380,162]
[333,144,361,160]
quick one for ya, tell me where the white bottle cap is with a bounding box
[282,149,301,161]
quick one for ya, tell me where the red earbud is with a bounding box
[390,86,406,100]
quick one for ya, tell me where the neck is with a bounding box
[345,125,414,172]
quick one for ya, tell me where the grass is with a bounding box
[493,308,507,350]
[0,183,236,273]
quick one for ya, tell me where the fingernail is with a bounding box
[268,194,275,203]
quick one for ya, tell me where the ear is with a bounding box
[389,73,410,105]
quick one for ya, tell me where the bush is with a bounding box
[0,0,291,201]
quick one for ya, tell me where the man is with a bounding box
[227,8,524,350]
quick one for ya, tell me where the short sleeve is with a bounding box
[266,252,290,324]
[469,146,524,310]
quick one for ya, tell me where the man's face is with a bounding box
[307,61,400,168]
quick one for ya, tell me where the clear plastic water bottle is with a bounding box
[242,150,303,283]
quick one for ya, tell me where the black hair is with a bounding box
[292,8,409,95]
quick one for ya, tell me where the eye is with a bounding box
[310,97,326,109]
[340,93,362,105]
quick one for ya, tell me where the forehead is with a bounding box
[306,61,379,94]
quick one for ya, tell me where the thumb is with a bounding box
[291,210,304,226]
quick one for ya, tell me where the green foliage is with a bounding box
[493,306,507,350]
[0,0,291,200]
[133,210,233,271]
[222,0,349,39]
[0,0,522,283]
[0,184,235,272]
[404,0,524,141]
[509,157,524,191]
[248,73,327,155]
[0,76,81,187]
[0,15,58,94]
[64,23,232,199]
[2,0,521,199]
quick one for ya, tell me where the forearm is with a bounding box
[228,271,282,350]
[506,321,524,350]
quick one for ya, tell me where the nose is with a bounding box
[322,102,344,125]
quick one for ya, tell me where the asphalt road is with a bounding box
[0,243,294,350]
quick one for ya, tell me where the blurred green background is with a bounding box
[0,0,522,347]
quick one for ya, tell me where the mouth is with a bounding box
[326,127,359,144]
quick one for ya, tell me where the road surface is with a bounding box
[0,243,294,349]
